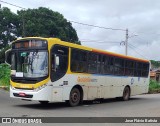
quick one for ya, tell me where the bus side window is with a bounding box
[125,60,134,76]
[142,63,149,77]
[101,55,105,74]
[71,49,87,73]
[88,53,98,73]
[97,54,102,74]
[51,45,69,82]
[114,58,125,75]
[137,62,142,77]
[108,57,114,74]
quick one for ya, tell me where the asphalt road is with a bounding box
[0,89,160,126]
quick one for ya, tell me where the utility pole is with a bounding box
[125,28,129,56]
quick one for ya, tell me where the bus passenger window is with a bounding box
[114,58,124,75]
[97,55,102,74]
[71,49,87,73]
[125,60,134,76]
[107,57,114,74]
[88,53,98,73]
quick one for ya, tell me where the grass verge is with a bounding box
[0,63,10,91]
[149,79,160,93]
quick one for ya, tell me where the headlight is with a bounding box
[34,84,47,91]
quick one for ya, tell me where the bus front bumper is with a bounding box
[10,86,52,101]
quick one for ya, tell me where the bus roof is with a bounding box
[14,37,149,63]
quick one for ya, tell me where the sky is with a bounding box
[1,0,160,60]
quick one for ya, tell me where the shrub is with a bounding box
[149,79,160,93]
[0,63,10,89]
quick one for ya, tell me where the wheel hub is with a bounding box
[71,92,79,103]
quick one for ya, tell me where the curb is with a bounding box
[0,86,8,90]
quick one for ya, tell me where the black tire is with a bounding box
[39,101,49,105]
[122,86,130,101]
[67,88,80,107]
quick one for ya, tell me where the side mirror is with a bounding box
[5,49,12,66]
[52,54,59,72]
[55,55,59,66]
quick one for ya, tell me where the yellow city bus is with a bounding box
[5,37,150,106]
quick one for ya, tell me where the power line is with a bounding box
[136,31,160,36]
[81,39,120,43]
[128,44,149,59]
[0,0,25,9]
[0,0,126,32]
[128,45,148,59]
[69,20,126,31]
[2,0,160,38]
[0,0,26,36]
[82,41,120,43]
[0,0,129,55]
[128,43,146,53]
[81,41,120,44]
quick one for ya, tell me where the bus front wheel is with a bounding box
[122,86,130,101]
[67,88,80,107]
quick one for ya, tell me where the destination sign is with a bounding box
[12,39,47,49]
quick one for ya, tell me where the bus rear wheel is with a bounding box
[67,88,80,107]
[122,86,130,101]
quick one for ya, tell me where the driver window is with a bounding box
[51,45,69,82]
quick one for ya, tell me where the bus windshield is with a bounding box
[11,50,48,78]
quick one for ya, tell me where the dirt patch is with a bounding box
[0,86,9,91]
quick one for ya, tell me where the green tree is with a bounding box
[0,7,81,63]
[150,60,160,69]
[17,7,80,44]
[0,45,10,64]
[0,7,19,49]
